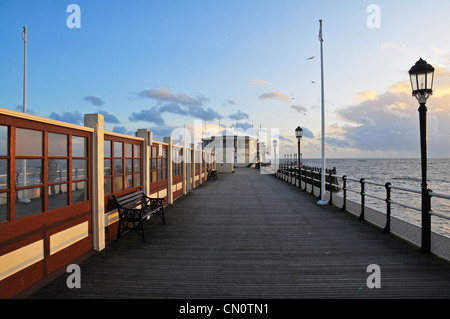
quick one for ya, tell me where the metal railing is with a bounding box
[276,163,450,257]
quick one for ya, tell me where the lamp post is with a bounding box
[273,139,278,174]
[409,58,435,253]
[295,126,303,188]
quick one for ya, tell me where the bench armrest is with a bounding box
[143,195,165,206]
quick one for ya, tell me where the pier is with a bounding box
[30,168,450,299]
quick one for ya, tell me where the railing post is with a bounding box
[341,175,347,211]
[310,168,314,195]
[328,170,333,205]
[384,182,391,233]
[359,178,365,221]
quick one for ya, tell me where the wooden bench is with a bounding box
[112,187,166,242]
[207,168,217,180]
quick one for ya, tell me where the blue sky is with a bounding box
[1,0,450,158]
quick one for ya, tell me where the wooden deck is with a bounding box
[30,168,450,299]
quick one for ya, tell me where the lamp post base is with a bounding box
[317,200,329,206]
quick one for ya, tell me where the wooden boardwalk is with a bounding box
[30,168,450,299]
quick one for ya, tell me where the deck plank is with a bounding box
[30,168,450,299]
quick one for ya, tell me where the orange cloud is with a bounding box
[353,90,378,101]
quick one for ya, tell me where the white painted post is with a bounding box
[164,137,173,204]
[182,140,187,195]
[137,129,151,195]
[191,145,195,188]
[84,113,105,251]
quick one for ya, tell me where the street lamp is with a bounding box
[409,58,435,253]
[295,126,303,188]
[273,139,278,174]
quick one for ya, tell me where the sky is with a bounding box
[1,0,450,158]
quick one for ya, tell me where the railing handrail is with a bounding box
[276,164,450,246]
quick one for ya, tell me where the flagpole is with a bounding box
[317,19,328,205]
[22,26,27,114]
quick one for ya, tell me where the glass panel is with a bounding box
[72,181,88,204]
[427,71,434,90]
[48,183,68,210]
[134,144,141,158]
[162,170,167,180]
[418,73,426,90]
[104,178,112,194]
[151,171,157,183]
[162,159,166,169]
[104,159,112,176]
[158,170,162,181]
[134,159,141,172]
[125,174,133,189]
[134,173,141,187]
[114,159,123,174]
[15,187,43,218]
[72,159,87,180]
[114,142,122,157]
[72,136,87,157]
[48,159,68,183]
[0,193,7,222]
[48,133,68,156]
[0,126,8,156]
[16,128,43,156]
[125,159,133,173]
[125,143,132,157]
[15,159,42,187]
[104,140,111,158]
[163,148,167,157]
[114,176,123,192]
[0,159,8,189]
[152,159,157,170]
[152,146,157,157]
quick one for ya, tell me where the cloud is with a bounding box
[388,81,411,95]
[353,90,378,101]
[139,88,208,106]
[98,110,120,124]
[187,105,223,121]
[333,66,450,156]
[232,121,253,131]
[15,105,35,115]
[225,99,237,105]
[84,96,105,106]
[259,91,289,100]
[49,111,83,125]
[159,103,189,116]
[380,42,408,52]
[228,110,249,121]
[290,104,307,114]
[128,107,166,125]
[112,126,134,135]
[137,88,221,122]
[249,79,271,85]
[302,127,315,139]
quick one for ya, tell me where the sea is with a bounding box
[300,158,450,238]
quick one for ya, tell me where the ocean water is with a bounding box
[301,158,450,237]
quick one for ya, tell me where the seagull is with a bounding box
[311,81,315,83]
[307,56,315,60]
